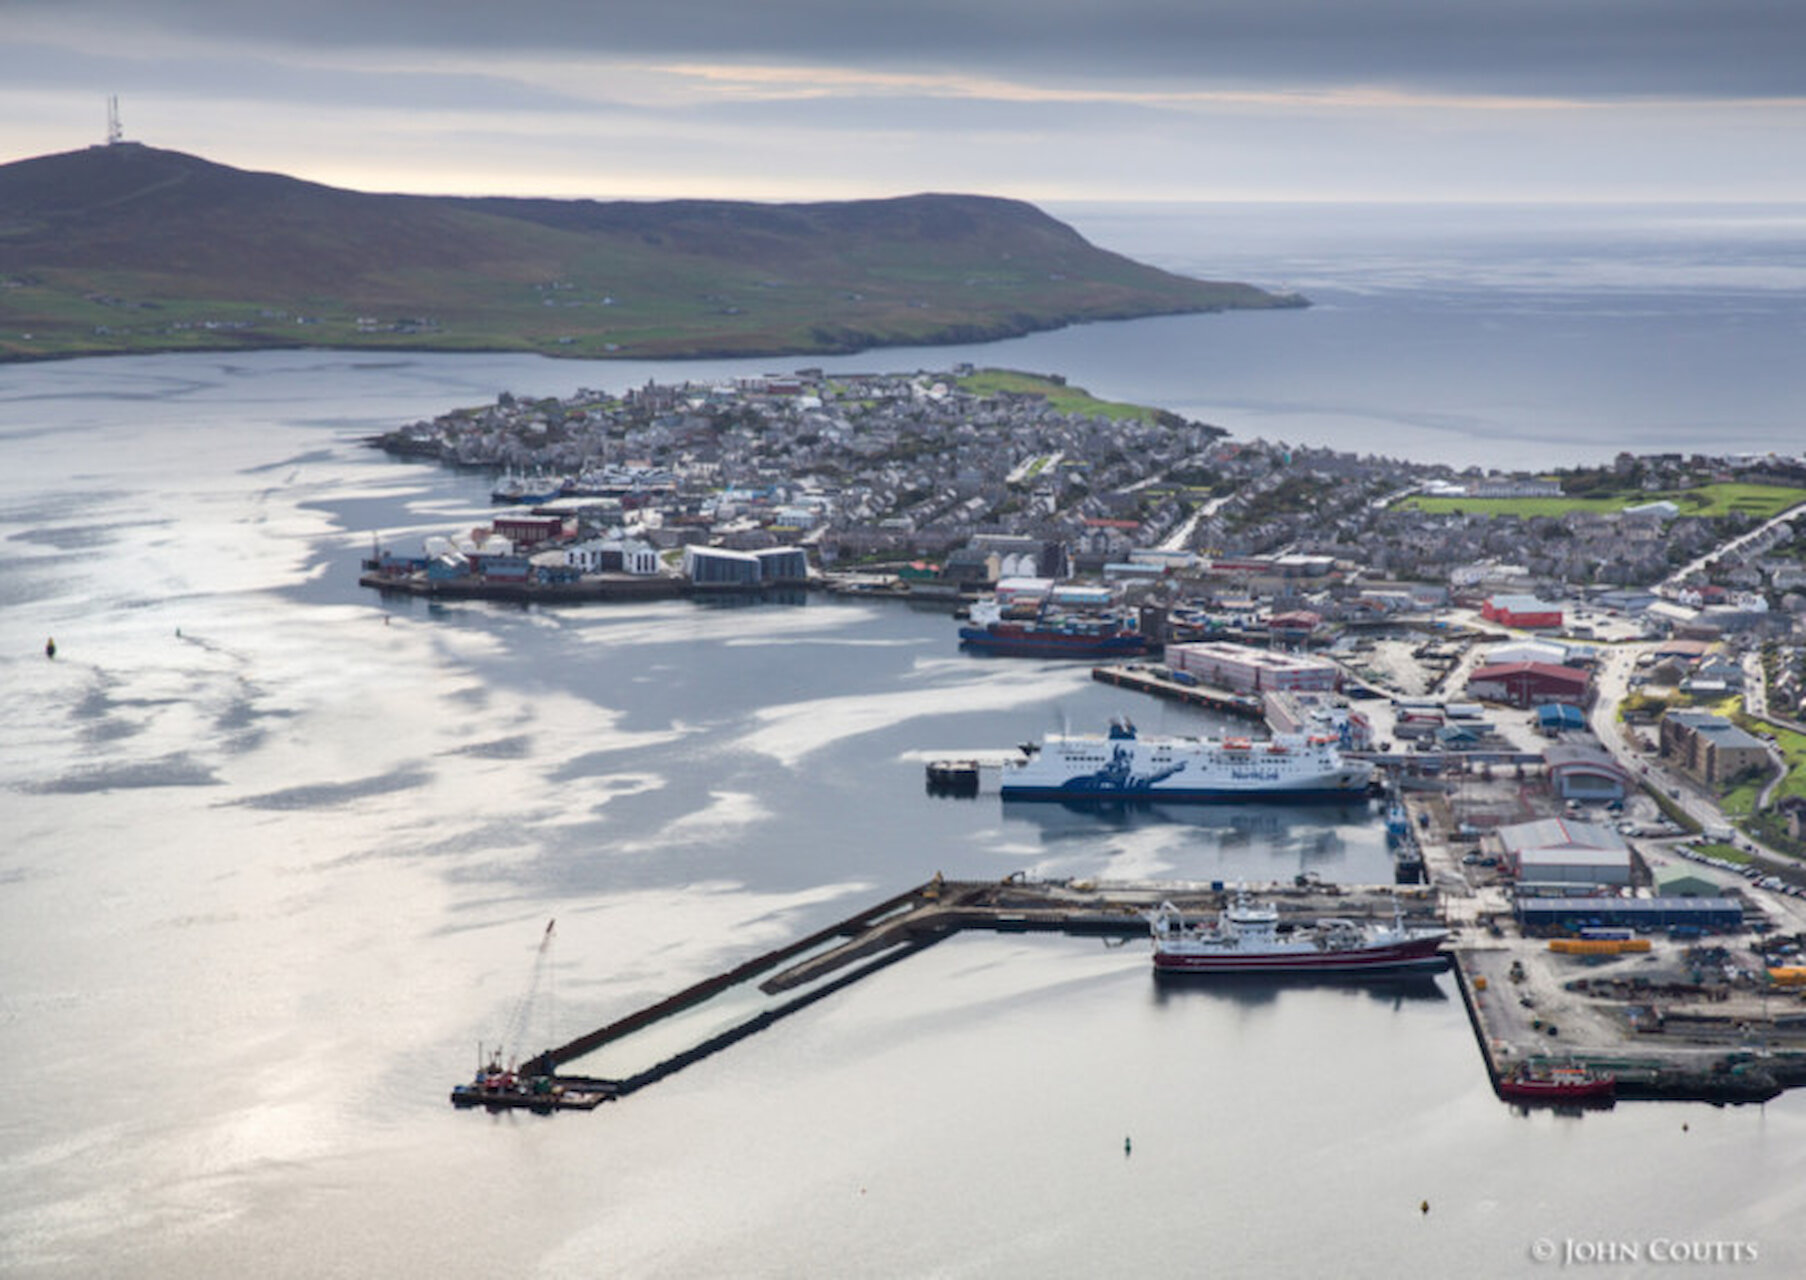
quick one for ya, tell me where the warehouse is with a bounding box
[1165,641,1339,693]
[1516,897,1744,933]
[1536,703,1588,734]
[1497,817,1631,888]
[1653,867,1725,899]
[1482,594,1565,629]
[1489,639,1573,668]
[1544,743,1635,802]
[1466,661,1592,709]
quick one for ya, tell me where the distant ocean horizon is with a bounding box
[1036,200,1806,468]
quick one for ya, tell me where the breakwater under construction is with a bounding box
[471,878,1439,1107]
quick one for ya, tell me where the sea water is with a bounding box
[3,204,1806,1278]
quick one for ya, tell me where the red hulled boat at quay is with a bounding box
[1496,1062,1616,1106]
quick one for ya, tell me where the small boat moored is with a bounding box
[1496,1061,1616,1107]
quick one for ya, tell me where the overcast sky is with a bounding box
[4,1,1802,202]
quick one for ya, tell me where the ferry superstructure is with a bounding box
[998,718,1372,802]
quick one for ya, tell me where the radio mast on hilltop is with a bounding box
[106,96,123,146]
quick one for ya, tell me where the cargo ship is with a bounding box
[999,717,1373,802]
[1149,895,1449,974]
[957,599,1151,660]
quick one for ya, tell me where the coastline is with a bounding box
[0,294,1307,367]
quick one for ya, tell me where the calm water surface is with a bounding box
[4,205,1806,1277]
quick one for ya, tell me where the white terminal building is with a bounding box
[1165,641,1340,693]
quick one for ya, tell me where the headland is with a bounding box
[0,144,1301,363]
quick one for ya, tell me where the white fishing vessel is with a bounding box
[1150,895,1449,974]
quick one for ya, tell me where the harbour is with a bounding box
[10,201,1806,1276]
[459,859,1806,1113]
[471,876,1442,1105]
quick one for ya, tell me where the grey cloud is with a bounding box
[0,40,617,114]
[34,0,1806,99]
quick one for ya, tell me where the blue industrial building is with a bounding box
[1516,897,1744,933]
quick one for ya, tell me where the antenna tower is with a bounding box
[107,96,123,146]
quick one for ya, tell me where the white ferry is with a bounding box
[999,718,1373,802]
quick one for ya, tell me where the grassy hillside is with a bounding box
[953,368,1165,422]
[1403,483,1806,520]
[0,144,1304,362]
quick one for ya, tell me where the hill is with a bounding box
[0,143,1304,362]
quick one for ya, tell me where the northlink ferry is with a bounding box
[999,718,1373,802]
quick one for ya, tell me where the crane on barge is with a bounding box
[450,920,614,1112]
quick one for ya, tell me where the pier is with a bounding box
[1396,778,1806,1106]
[454,849,1806,1114]
[484,877,1440,1108]
[1090,663,1268,719]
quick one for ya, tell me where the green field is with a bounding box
[1403,483,1806,520]
[1,145,1303,363]
[953,369,1162,422]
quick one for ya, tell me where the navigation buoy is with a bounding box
[1124,1135,1132,1157]
[1420,1199,1430,1215]
[44,637,55,659]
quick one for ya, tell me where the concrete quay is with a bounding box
[481,848,1806,1114]
[1089,662,1268,720]
[1401,782,1806,1105]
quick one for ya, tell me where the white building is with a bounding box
[1487,639,1572,667]
[1497,818,1632,888]
[566,537,660,575]
[1166,641,1339,693]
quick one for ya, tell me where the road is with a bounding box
[1587,637,1806,906]
[1657,500,1806,597]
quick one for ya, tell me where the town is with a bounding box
[366,365,1806,1103]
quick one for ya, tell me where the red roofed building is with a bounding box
[493,514,573,547]
[1482,594,1564,629]
[1267,610,1322,642]
[1466,661,1591,709]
